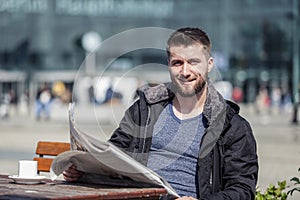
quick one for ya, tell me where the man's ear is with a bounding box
[208,57,214,72]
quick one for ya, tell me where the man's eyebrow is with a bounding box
[170,59,183,63]
[188,58,201,62]
[170,57,182,61]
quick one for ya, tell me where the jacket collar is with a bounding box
[139,81,238,127]
[138,82,174,104]
[203,81,227,126]
[139,81,240,158]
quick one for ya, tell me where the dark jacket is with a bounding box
[109,82,258,200]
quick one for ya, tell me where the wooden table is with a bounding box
[0,175,167,199]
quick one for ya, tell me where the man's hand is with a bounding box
[175,197,197,200]
[62,165,83,182]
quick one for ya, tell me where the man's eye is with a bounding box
[189,60,200,65]
[171,61,183,66]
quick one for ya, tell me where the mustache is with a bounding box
[177,75,197,82]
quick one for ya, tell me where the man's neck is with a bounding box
[172,87,207,120]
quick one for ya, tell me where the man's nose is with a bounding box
[181,62,190,76]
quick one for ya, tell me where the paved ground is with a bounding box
[0,103,299,199]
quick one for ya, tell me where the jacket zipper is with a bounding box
[141,105,151,153]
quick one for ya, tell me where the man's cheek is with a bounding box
[190,66,205,76]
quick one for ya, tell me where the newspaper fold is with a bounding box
[51,103,179,199]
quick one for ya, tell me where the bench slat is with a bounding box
[33,157,54,172]
[34,141,70,172]
[35,141,70,156]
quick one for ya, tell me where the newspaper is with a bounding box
[50,103,179,199]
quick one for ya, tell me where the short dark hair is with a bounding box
[166,27,211,58]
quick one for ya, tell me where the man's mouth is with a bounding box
[178,78,196,85]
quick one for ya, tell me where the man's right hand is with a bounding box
[62,165,83,182]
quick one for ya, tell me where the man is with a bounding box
[64,27,258,200]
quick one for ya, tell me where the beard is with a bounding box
[171,74,207,97]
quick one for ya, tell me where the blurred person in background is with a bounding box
[35,82,53,121]
[63,27,258,200]
[0,91,11,119]
[0,89,17,119]
[270,86,282,114]
[280,87,292,113]
[232,86,244,103]
[256,85,270,124]
[52,81,72,104]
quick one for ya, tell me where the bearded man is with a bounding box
[64,27,258,200]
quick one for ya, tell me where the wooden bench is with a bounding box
[33,141,70,173]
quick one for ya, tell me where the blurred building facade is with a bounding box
[0,0,298,110]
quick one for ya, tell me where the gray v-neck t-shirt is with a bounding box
[147,103,206,198]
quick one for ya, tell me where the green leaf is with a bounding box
[278,180,286,190]
[287,188,295,196]
[266,194,272,199]
[290,177,300,184]
[287,187,300,196]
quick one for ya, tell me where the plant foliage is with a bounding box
[287,167,300,196]
[255,181,287,200]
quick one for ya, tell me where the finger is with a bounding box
[66,166,84,174]
[63,170,82,178]
[63,174,79,182]
[63,172,82,182]
[66,167,82,174]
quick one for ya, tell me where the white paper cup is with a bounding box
[18,160,38,178]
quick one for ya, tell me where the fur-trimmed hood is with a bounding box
[137,81,240,158]
[138,81,239,125]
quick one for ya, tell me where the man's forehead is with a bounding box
[169,44,207,59]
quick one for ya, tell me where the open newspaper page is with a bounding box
[50,103,179,198]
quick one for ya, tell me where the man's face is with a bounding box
[168,44,213,97]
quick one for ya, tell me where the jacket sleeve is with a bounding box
[108,100,140,151]
[204,116,259,200]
